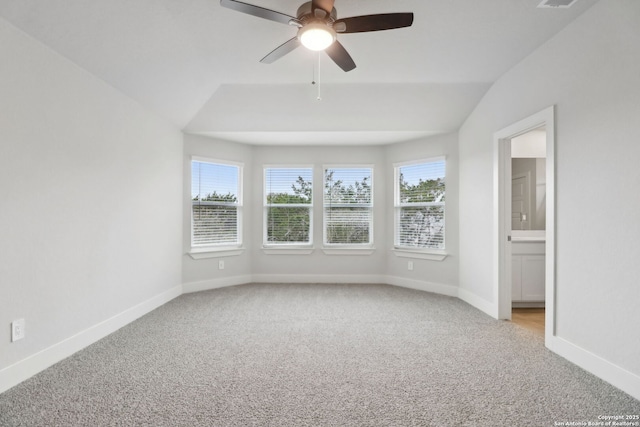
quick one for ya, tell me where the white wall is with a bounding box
[385,134,459,292]
[181,135,459,292]
[182,135,254,290]
[511,129,546,158]
[181,143,389,285]
[0,18,183,391]
[459,0,640,398]
[250,145,387,282]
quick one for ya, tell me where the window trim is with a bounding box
[262,165,314,249]
[322,247,376,256]
[261,247,315,255]
[188,247,244,260]
[322,164,375,249]
[393,157,447,258]
[391,248,447,261]
[189,157,244,255]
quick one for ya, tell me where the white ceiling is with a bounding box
[0,0,599,144]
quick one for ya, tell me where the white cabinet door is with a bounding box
[521,255,545,301]
[512,242,545,302]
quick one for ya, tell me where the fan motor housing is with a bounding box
[296,1,337,22]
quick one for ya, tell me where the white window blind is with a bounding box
[395,159,445,249]
[323,167,373,245]
[191,160,242,247]
[264,168,313,245]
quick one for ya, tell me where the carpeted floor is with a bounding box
[1,283,638,426]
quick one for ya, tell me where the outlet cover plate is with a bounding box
[11,318,25,342]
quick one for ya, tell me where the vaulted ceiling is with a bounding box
[0,0,598,144]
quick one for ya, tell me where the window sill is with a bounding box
[188,247,244,260]
[262,247,315,255]
[392,248,448,261]
[322,247,376,256]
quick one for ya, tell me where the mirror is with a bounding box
[511,127,546,231]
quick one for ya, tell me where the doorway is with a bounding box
[493,106,555,345]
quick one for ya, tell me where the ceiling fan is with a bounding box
[220,0,414,72]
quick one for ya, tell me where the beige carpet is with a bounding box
[1,283,638,426]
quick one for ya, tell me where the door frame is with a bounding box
[493,106,555,342]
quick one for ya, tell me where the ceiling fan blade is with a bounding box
[311,0,335,16]
[260,37,301,64]
[333,13,414,33]
[325,41,356,72]
[220,0,294,25]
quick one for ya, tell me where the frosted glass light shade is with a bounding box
[298,23,336,51]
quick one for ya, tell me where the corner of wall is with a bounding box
[457,288,497,318]
[546,336,640,401]
[0,285,182,394]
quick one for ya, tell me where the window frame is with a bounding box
[322,165,374,249]
[393,157,447,259]
[262,165,314,249]
[190,156,243,256]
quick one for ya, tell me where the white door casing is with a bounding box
[493,105,555,343]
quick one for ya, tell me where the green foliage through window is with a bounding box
[264,168,313,244]
[324,168,373,245]
[191,160,241,246]
[396,160,445,249]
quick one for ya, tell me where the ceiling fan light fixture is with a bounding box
[220,0,415,72]
[298,22,336,51]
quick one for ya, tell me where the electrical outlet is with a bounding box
[218,260,225,270]
[11,318,25,342]
[408,261,414,271]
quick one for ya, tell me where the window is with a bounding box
[323,167,373,245]
[191,159,242,247]
[395,159,445,250]
[264,167,313,246]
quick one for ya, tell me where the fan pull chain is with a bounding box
[310,53,322,101]
[316,52,322,101]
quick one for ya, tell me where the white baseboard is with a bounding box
[457,288,497,317]
[251,274,385,284]
[184,274,457,298]
[547,335,640,401]
[0,285,182,394]
[183,274,458,300]
[4,278,639,404]
[182,275,252,294]
[385,275,458,297]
